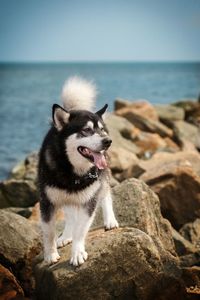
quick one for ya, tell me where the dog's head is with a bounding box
[52,104,111,174]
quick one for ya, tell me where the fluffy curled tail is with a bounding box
[61,76,97,111]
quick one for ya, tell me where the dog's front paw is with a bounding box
[104,218,119,231]
[70,249,88,266]
[44,251,60,264]
[57,235,72,248]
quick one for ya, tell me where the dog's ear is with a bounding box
[96,104,108,119]
[52,104,69,131]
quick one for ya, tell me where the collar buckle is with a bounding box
[88,172,98,179]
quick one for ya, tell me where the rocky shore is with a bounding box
[1,98,200,299]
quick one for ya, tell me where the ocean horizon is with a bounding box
[0,61,200,180]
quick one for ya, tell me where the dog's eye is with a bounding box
[81,128,93,135]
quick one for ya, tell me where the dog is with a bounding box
[38,77,118,266]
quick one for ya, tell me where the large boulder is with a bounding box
[0,179,38,208]
[0,210,42,296]
[93,178,175,255]
[34,179,190,300]
[34,228,186,300]
[140,152,200,229]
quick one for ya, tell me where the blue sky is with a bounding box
[0,0,200,62]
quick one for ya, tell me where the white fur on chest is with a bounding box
[45,180,100,207]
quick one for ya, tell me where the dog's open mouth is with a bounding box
[78,146,107,169]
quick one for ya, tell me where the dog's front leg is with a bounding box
[101,189,119,230]
[40,200,60,264]
[57,206,75,248]
[70,205,95,266]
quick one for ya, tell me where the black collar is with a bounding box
[73,167,101,186]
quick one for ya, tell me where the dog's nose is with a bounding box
[102,138,112,149]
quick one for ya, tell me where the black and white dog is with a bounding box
[38,77,118,266]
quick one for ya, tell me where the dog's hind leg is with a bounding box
[40,196,60,264]
[57,206,75,248]
[101,188,119,230]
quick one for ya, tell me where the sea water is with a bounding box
[0,62,200,179]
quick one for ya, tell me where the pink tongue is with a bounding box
[93,152,107,169]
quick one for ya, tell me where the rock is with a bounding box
[173,99,200,124]
[171,227,197,256]
[181,266,200,297]
[179,253,200,268]
[140,151,200,178]
[3,206,32,218]
[180,219,200,250]
[135,132,166,154]
[142,165,200,230]
[164,137,180,152]
[0,179,38,208]
[29,202,65,225]
[114,98,131,110]
[115,108,173,138]
[134,132,179,158]
[106,114,139,155]
[34,227,186,300]
[109,175,119,187]
[93,178,175,255]
[108,146,140,174]
[181,139,199,153]
[0,210,42,296]
[139,152,200,229]
[173,121,200,148]
[0,264,24,299]
[106,113,136,140]
[29,202,41,222]
[105,114,140,174]
[9,151,38,182]
[154,104,185,121]
[115,163,145,182]
[115,100,159,121]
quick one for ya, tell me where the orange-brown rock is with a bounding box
[115,105,173,138]
[139,151,200,229]
[149,166,200,229]
[0,210,41,296]
[115,100,159,121]
[114,98,132,110]
[140,151,200,179]
[0,264,24,300]
[133,132,180,157]
[29,202,65,223]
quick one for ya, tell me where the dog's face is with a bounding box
[52,104,112,174]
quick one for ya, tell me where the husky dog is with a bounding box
[38,77,118,266]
